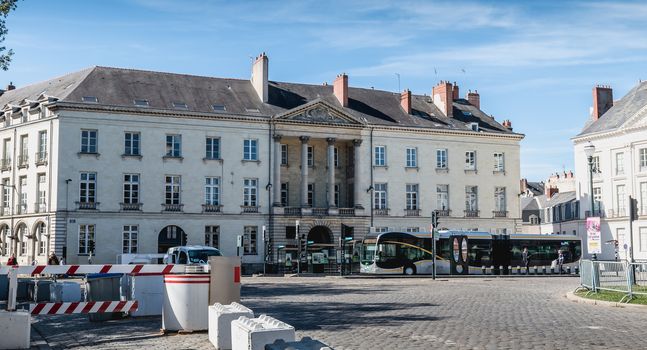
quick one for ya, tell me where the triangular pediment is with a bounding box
[273,99,365,125]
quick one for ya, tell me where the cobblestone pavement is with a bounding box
[29,276,647,349]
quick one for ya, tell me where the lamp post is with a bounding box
[583,143,596,217]
[296,220,300,274]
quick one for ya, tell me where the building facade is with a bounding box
[0,54,523,269]
[574,84,647,260]
[520,172,580,235]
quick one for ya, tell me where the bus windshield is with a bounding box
[188,249,221,264]
[361,239,376,263]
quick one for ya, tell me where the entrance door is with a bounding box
[158,225,187,253]
[307,226,333,273]
[491,235,511,275]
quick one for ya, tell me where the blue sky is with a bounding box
[3,0,647,181]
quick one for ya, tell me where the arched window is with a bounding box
[0,226,7,256]
[529,215,539,225]
[18,224,27,256]
[36,223,47,256]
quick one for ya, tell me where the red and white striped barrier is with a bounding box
[29,300,139,315]
[0,264,188,276]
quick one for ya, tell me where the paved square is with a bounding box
[30,277,646,349]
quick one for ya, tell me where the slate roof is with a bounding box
[521,197,538,211]
[579,80,647,136]
[0,66,519,134]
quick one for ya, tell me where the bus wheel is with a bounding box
[404,265,416,275]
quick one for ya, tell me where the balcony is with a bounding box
[405,209,421,217]
[77,202,98,210]
[436,209,450,217]
[284,207,302,216]
[585,210,605,218]
[312,208,329,216]
[339,208,355,216]
[493,210,508,218]
[162,203,183,212]
[17,155,28,169]
[464,210,480,218]
[35,152,47,166]
[15,204,26,215]
[241,205,259,213]
[34,202,47,213]
[607,209,627,218]
[202,204,222,213]
[374,208,389,216]
[0,158,10,171]
[120,202,142,211]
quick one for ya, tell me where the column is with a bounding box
[327,138,336,208]
[300,136,310,207]
[353,139,363,209]
[272,134,282,206]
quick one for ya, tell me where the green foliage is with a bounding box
[0,0,19,71]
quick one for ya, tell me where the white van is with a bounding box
[163,245,222,264]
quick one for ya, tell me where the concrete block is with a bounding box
[209,302,254,349]
[231,314,295,350]
[265,336,333,350]
[0,310,31,349]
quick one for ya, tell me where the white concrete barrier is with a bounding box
[209,302,254,349]
[231,315,295,350]
[0,310,31,349]
[265,336,333,350]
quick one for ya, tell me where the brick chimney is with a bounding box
[432,81,453,118]
[334,73,349,107]
[452,82,459,100]
[520,178,528,193]
[467,90,480,109]
[545,185,558,199]
[400,89,411,114]
[251,52,268,103]
[502,119,513,131]
[6,82,15,91]
[592,85,613,121]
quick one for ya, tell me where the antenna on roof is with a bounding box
[434,67,438,76]
[395,73,401,93]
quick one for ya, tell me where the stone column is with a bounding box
[300,136,310,207]
[353,139,363,209]
[327,138,336,208]
[273,134,282,206]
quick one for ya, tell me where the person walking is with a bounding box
[522,247,529,275]
[6,253,17,266]
[557,250,564,274]
[48,252,60,265]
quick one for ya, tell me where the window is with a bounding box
[243,226,257,255]
[78,224,95,255]
[2,178,9,211]
[19,135,27,165]
[166,134,182,157]
[243,178,258,206]
[206,137,220,159]
[616,184,626,216]
[593,187,602,214]
[133,99,149,107]
[80,130,97,153]
[38,131,47,161]
[374,146,386,166]
[80,172,97,203]
[495,187,506,212]
[123,174,139,204]
[307,183,314,207]
[494,153,505,172]
[406,148,417,168]
[616,228,626,248]
[374,183,387,210]
[37,174,46,212]
[122,225,138,254]
[615,152,625,175]
[529,215,539,225]
[437,185,449,211]
[281,183,289,206]
[406,184,418,210]
[281,144,288,165]
[205,226,219,248]
[334,147,339,167]
[124,132,140,156]
[465,151,476,170]
[165,175,181,205]
[20,109,27,123]
[212,104,226,112]
[641,182,647,215]
[436,149,448,169]
[243,139,258,160]
[406,227,420,233]
[205,177,220,205]
[2,138,10,163]
[640,227,647,252]
[82,96,98,103]
[307,146,314,167]
[641,148,647,171]
[18,225,26,255]
[465,186,478,211]
[469,122,479,131]
[592,156,600,173]
[37,223,46,256]
[18,176,26,213]
[374,227,389,233]
[245,108,260,113]
[334,184,340,207]
[172,101,188,110]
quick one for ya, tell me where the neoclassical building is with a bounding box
[0,54,523,270]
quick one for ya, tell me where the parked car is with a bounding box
[163,245,222,264]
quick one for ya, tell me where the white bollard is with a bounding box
[265,336,332,350]
[209,302,254,350]
[0,310,31,349]
[231,315,295,350]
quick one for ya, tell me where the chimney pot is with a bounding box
[334,73,349,107]
[452,82,459,100]
[432,81,453,118]
[6,82,15,91]
[400,89,412,114]
[592,85,613,121]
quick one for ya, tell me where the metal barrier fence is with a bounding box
[578,260,647,302]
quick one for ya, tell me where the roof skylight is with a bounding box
[245,108,260,113]
[212,104,226,112]
[172,102,188,110]
[133,99,150,107]
[82,96,98,103]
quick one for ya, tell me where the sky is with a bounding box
[2,0,647,181]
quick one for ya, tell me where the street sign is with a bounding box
[237,235,242,247]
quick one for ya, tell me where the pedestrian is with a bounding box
[47,251,60,265]
[6,253,17,266]
[557,250,564,274]
[522,247,529,275]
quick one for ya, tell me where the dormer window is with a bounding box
[212,104,226,112]
[133,99,150,107]
[21,109,28,123]
[172,102,188,110]
[82,96,98,103]
[469,123,479,132]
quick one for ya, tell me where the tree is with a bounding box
[0,0,19,71]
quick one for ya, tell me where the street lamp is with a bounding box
[583,143,596,217]
[295,220,300,274]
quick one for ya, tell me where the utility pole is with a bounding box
[431,210,438,280]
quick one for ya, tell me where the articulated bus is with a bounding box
[360,231,581,275]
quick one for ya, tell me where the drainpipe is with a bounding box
[267,119,274,269]
[370,127,374,228]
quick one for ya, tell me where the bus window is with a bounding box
[361,244,376,263]
[468,239,491,267]
[178,251,188,264]
[376,243,397,261]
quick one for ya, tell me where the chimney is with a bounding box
[466,90,480,109]
[432,81,453,118]
[400,89,411,114]
[334,73,348,107]
[545,185,558,199]
[520,178,528,193]
[251,52,269,103]
[502,119,513,131]
[6,82,15,91]
[592,85,613,120]
[452,82,459,100]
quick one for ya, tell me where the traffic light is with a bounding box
[630,196,639,222]
[431,210,439,229]
[88,240,95,253]
[341,224,354,239]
